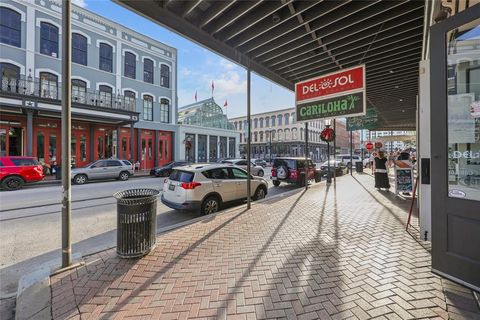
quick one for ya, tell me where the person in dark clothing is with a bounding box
[374,151,390,190]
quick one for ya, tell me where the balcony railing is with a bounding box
[0,76,136,112]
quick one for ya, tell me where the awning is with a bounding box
[117,0,424,130]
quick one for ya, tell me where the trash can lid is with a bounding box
[113,188,160,205]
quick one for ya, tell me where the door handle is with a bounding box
[214,183,221,187]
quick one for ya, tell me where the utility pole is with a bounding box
[246,68,251,209]
[61,0,72,268]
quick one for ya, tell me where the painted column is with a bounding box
[26,110,33,156]
[154,130,158,167]
[89,125,94,162]
[25,5,35,77]
[130,123,134,162]
[137,128,142,170]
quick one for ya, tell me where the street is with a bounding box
[0,171,299,298]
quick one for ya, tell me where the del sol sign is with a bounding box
[295,65,366,122]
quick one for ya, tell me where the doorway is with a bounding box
[430,7,480,290]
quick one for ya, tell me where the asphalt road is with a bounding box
[0,171,301,298]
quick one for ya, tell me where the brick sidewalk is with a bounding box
[50,174,480,320]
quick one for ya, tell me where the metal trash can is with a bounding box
[113,188,159,258]
[356,161,364,173]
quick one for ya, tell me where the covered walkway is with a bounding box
[50,174,480,319]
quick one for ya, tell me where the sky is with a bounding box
[79,0,296,119]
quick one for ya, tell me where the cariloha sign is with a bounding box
[295,65,366,122]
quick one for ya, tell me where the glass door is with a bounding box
[431,9,480,291]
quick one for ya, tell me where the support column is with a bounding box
[61,0,72,268]
[154,130,159,167]
[206,135,210,163]
[130,123,134,162]
[115,127,120,159]
[26,110,33,156]
[137,128,142,170]
[89,125,94,162]
[246,68,251,209]
[194,134,199,163]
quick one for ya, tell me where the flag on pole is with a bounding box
[195,90,197,102]
[223,99,228,108]
[211,81,214,97]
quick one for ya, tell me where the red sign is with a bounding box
[320,128,335,142]
[375,142,383,148]
[365,141,374,151]
[295,65,364,102]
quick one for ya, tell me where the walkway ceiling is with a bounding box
[117,0,425,130]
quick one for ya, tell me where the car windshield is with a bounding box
[169,170,194,182]
[322,160,341,165]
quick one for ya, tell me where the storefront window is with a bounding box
[49,134,56,162]
[185,133,195,162]
[165,140,169,161]
[80,135,86,162]
[198,135,207,162]
[148,139,152,160]
[219,136,227,159]
[98,136,103,159]
[158,140,163,160]
[209,136,217,162]
[122,137,127,159]
[37,133,45,162]
[447,19,480,201]
[229,137,235,158]
[0,128,6,156]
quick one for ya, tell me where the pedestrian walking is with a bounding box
[374,150,390,190]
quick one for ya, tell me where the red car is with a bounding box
[0,156,45,190]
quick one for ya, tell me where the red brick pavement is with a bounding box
[50,174,480,319]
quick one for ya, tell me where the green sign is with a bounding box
[346,107,378,131]
[296,92,364,122]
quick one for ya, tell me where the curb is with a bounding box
[14,253,82,320]
[25,174,154,188]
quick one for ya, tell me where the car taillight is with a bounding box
[290,169,298,179]
[181,182,202,189]
[271,168,277,177]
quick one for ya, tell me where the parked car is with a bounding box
[161,164,268,215]
[71,159,134,185]
[319,160,348,177]
[335,154,362,168]
[252,158,267,168]
[220,159,265,177]
[0,156,45,191]
[150,161,190,177]
[271,157,321,187]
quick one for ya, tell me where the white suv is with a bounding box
[161,164,269,215]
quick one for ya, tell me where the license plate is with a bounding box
[272,177,278,181]
[168,184,175,191]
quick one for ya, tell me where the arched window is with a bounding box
[99,43,113,72]
[143,95,153,121]
[39,72,58,99]
[71,79,86,103]
[40,22,59,57]
[0,63,20,93]
[160,64,169,88]
[278,114,283,126]
[254,132,258,142]
[292,128,298,140]
[144,59,154,84]
[285,128,291,141]
[259,118,264,128]
[260,131,264,141]
[124,52,136,79]
[160,98,170,123]
[265,117,270,127]
[284,113,290,125]
[234,122,238,130]
[0,8,21,47]
[254,118,258,129]
[300,128,304,140]
[98,85,112,107]
[291,112,296,124]
[239,121,242,130]
[271,130,276,140]
[271,115,275,127]
[72,33,87,65]
[124,90,135,110]
[278,129,283,141]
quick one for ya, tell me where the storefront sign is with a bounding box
[346,107,379,131]
[395,167,413,193]
[295,65,366,122]
[296,92,364,121]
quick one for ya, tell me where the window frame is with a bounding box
[160,98,170,123]
[40,22,59,57]
[39,72,58,99]
[99,43,113,72]
[160,64,170,88]
[124,52,136,79]
[143,58,154,84]
[143,95,153,121]
[0,7,21,47]
[72,33,87,66]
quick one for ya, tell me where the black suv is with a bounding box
[271,157,321,187]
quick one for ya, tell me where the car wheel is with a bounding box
[1,176,25,191]
[201,196,220,215]
[272,180,281,187]
[73,174,87,185]
[253,186,266,200]
[119,171,130,181]
[257,170,264,177]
